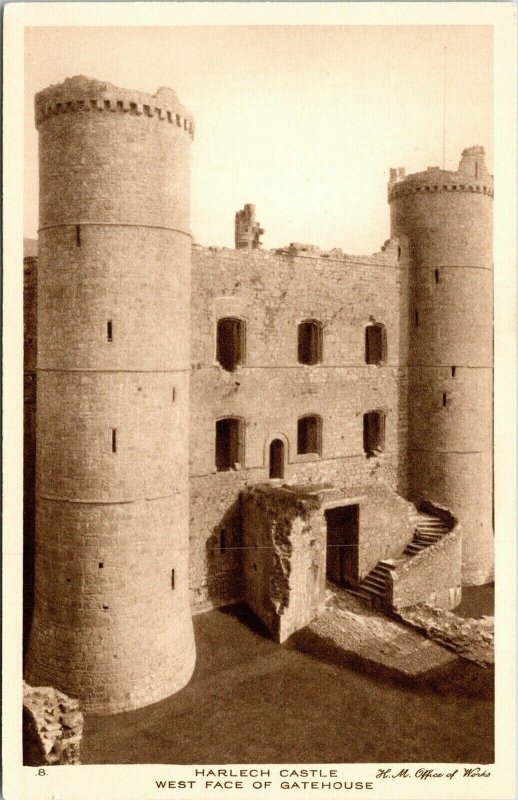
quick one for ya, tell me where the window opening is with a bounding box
[107,320,113,342]
[298,320,323,365]
[297,415,322,456]
[215,417,243,471]
[365,323,387,365]
[217,318,245,372]
[363,411,385,455]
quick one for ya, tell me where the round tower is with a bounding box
[25,77,196,713]
[389,147,493,585]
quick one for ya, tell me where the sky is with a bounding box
[24,26,492,252]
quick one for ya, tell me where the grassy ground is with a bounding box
[82,602,493,765]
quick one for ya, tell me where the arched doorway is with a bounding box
[269,439,285,479]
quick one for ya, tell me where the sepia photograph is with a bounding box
[3,4,516,799]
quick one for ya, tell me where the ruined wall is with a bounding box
[242,485,326,642]
[189,241,409,609]
[23,682,83,766]
[389,147,493,585]
[353,483,415,580]
[389,526,462,611]
[25,77,196,714]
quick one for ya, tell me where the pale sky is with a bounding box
[25,26,492,252]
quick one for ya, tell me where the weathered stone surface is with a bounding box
[390,147,493,586]
[303,585,457,677]
[23,682,83,765]
[389,517,462,610]
[25,76,196,714]
[242,484,325,641]
[396,604,494,666]
[242,482,417,641]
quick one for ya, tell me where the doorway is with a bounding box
[269,439,285,479]
[325,504,359,587]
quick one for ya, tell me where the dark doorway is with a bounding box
[269,439,284,479]
[325,504,359,587]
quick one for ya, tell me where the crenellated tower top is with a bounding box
[35,75,194,137]
[388,146,493,202]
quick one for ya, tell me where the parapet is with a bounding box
[388,146,493,202]
[34,75,194,137]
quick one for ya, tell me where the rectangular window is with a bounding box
[365,324,387,365]
[298,320,323,365]
[107,320,113,342]
[217,318,245,371]
[215,418,243,471]
[297,415,322,455]
[363,411,385,454]
[171,569,175,590]
[111,428,117,453]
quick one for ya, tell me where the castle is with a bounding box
[23,77,493,715]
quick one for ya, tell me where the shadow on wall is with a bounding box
[23,513,35,659]
[204,495,245,608]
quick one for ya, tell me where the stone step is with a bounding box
[358,585,385,598]
[362,576,386,589]
[371,563,391,573]
[416,522,448,530]
[404,544,426,554]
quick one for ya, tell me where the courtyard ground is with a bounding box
[82,596,494,765]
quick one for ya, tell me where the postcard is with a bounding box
[3,3,516,799]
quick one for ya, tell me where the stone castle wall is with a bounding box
[188,242,410,609]
[22,75,493,715]
[25,77,196,714]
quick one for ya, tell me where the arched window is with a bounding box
[215,417,244,471]
[269,439,285,479]
[297,415,322,456]
[365,323,387,365]
[363,410,385,455]
[217,318,246,372]
[298,320,323,365]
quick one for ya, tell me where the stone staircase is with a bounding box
[350,509,451,607]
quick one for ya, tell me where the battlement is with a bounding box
[194,236,401,267]
[35,76,194,137]
[388,146,493,202]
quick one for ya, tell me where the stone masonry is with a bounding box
[23,75,493,715]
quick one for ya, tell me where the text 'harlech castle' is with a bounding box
[23,77,493,715]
